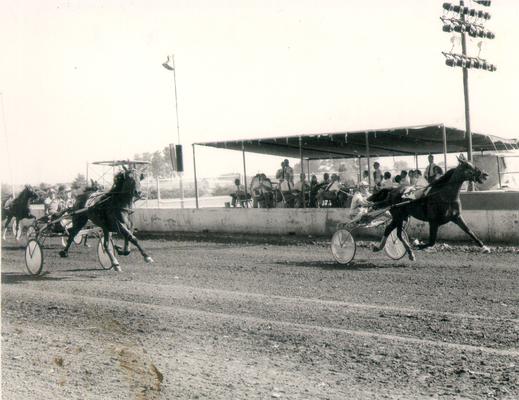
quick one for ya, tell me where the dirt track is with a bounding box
[2,233,519,399]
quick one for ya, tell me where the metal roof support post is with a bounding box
[442,124,448,171]
[299,136,305,208]
[307,159,310,179]
[358,156,362,184]
[365,132,372,187]
[496,155,502,189]
[192,144,199,209]
[414,154,419,171]
[241,142,248,202]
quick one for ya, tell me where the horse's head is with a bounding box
[456,154,488,184]
[22,185,39,202]
[117,166,144,200]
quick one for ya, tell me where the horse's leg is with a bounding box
[417,222,439,250]
[14,218,22,241]
[397,221,415,261]
[3,215,13,240]
[116,221,153,263]
[59,216,88,257]
[103,230,121,271]
[452,215,490,252]
[114,237,131,256]
[373,219,397,252]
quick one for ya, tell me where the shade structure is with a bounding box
[195,124,518,160]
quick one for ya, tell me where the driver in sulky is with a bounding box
[348,181,372,224]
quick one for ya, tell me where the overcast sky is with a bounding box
[1,0,518,185]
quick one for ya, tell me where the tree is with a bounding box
[394,160,411,173]
[71,174,87,190]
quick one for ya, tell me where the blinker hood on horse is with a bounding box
[59,166,152,272]
[370,154,490,261]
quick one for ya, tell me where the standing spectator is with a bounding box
[293,173,309,207]
[309,175,319,207]
[424,154,438,184]
[373,162,383,186]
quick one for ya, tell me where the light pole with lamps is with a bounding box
[162,54,184,208]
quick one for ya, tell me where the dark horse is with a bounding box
[369,155,490,261]
[59,167,153,271]
[2,185,39,241]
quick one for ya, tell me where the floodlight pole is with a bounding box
[163,54,185,208]
[460,1,473,165]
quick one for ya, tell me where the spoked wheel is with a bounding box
[384,229,409,260]
[331,229,356,265]
[97,238,115,270]
[25,239,44,276]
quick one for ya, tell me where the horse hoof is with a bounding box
[59,250,68,258]
[481,246,491,254]
[409,253,416,261]
[112,264,122,272]
[372,245,382,252]
[145,256,154,263]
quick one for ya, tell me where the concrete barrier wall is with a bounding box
[132,207,519,244]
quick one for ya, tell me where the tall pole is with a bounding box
[241,142,248,202]
[442,124,448,170]
[460,1,472,164]
[365,132,372,187]
[299,136,305,208]
[168,54,185,207]
[192,144,199,209]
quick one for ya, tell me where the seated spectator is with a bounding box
[394,175,402,185]
[432,165,443,182]
[400,170,410,186]
[380,172,393,189]
[349,181,371,223]
[409,170,417,186]
[44,188,62,216]
[309,175,319,207]
[230,178,249,207]
[292,173,309,207]
[316,174,340,207]
[414,169,428,187]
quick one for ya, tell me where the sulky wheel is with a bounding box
[25,239,44,276]
[384,229,409,260]
[330,229,356,265]
[97,238,115,270]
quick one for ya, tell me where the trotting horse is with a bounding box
[369,154,490,261]
[59,167,153,271]
[2,185,39,241]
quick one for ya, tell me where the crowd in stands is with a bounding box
[229,155,445,212]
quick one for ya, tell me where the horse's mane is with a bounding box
[428,168,455,188]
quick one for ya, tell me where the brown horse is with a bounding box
[369,155,489,261]
[59,167,152,271]
[2,185,39,241]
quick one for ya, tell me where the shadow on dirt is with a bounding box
[1,245,26,250]
[275,260,409,271]
[1,272,68,285]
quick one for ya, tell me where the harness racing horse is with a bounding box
[369,154,489,261]
[59,167,153,271]
[2,185,39,241]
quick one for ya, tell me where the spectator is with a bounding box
[424,154,438,184]
[349,181,371,223]
[293,173,309,207]
[400,170,410,186]
[414,169,428,187]
[44,188,61,216]
[373,162,383,186]
[381,172,393,189]
[409,170,417,186]
[394,175,402,185]
[432,165,444,182]
[230,178,247,207]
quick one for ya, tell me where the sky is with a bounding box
[1,0,518,185]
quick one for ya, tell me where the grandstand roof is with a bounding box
[196,124,518,160]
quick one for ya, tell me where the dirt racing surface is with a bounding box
[2,233,519,400]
